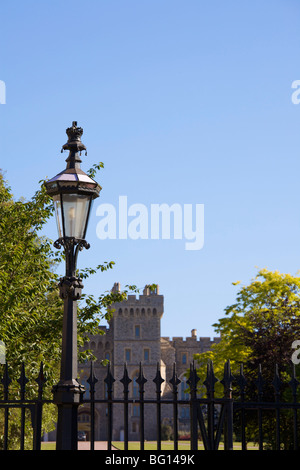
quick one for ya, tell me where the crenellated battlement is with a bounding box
[112,282,161,299]
[111,283,164,317]
[161,332,220,345]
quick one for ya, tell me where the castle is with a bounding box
[78,283,220,441]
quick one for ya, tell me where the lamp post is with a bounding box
[45,121,101,450]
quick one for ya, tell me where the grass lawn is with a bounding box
[112,441,193,451]
[41,442,56,450]
[112,441,259,450]
[40,440,259,450]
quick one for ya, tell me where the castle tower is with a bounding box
[109,283,164,440]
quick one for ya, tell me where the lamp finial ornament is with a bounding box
[61,121,87,154]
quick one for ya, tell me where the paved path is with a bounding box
[78,441,118,450]
[43,441,118,450]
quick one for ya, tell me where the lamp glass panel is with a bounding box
[62,193,91,239]
[53,194,63,239]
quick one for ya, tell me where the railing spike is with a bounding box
[153,362,164,393]
[221,359,234,397]
[18,362,29,399]
[87,361,98,397]
[203,359,218,394]
[104,361,115,393]
[120,363,132,392]
[169,363,181,391]
[136,362,147,388]
[236,363,247,398]
[255,364,264,399]
[35,362,46,398]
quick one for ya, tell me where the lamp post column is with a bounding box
[53,240,85,450]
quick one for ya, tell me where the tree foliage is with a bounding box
[194,268,300,449]
[195,269,300,378]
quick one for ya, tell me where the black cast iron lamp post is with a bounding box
[44,121,101,450]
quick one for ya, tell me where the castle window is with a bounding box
[105,352,110,361]
[78,412,90,423]
[180,406,190,419]
[153,308,157,316]
[132,404,140,417]
[182,353,187,365]
[125,349,131,362]
[135,325,140,338]
[180,378,189,401]
[144,349,150,362]
[80,379,90,399]
[132,373,139,398]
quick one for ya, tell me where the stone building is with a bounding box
[78,283,220,441]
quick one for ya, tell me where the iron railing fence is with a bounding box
[0,362,50,450]
[80,360,235,451]
[1,360,300,450]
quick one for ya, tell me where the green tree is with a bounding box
[196,269,300,374]
[195,269,300,449]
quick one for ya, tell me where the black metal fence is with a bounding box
[0,363,49,450]
[1,360,300,450]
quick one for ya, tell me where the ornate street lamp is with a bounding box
[44,121,101,450]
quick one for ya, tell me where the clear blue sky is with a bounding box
[1,0,300,339]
